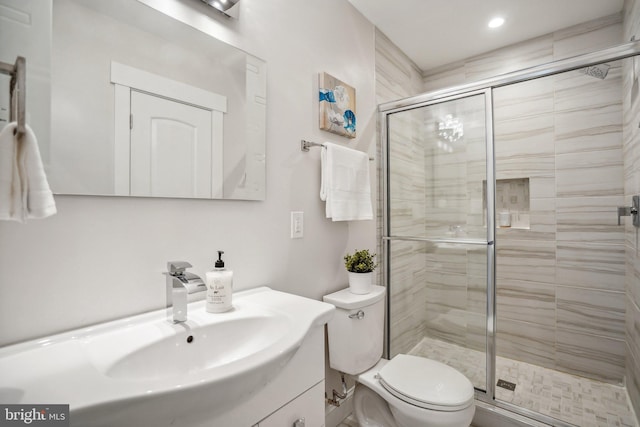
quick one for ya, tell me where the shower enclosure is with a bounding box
[380,42,640,426]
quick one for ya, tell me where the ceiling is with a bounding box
[348,0,625,72]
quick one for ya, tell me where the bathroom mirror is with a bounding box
[0,0,266,200]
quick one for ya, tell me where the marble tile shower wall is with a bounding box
[420,95,489,355]
[494,63,626,384]
[623,0,640,417]
[387,110,428,354]
[375,29,427,355]
[418,15,627,384]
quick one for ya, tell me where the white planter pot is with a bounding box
[348,272,373,294]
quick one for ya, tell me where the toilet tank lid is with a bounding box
[323,285,386,309]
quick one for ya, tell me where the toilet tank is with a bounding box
[323,285,386,375]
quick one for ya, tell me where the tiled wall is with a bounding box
[419,95,489,355]
[623,0,640,417]
[383,14,629,384]
[374,29,427,355]
[493,55,625,385]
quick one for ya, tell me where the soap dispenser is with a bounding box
[206,251,233,313]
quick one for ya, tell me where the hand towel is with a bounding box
[0,122,56,222]
[0,122,22,220]
[320,142,373,221]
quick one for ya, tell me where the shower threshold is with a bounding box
[408,336,638,427]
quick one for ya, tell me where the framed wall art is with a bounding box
[319,72,356,138]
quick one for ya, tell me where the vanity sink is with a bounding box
[91,310,290,380]
[0,287,335,427]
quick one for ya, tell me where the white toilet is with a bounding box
[323,286,475,427]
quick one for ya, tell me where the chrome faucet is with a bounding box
[165,261,206,323]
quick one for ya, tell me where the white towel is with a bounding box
[0,122,56,222]
[320,142,373,221]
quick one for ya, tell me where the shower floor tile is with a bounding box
[407,336,638,427]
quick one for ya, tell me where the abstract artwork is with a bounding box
[319,72,356,138]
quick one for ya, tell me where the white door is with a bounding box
[130,90,214,198]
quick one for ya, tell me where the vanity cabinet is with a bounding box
[254,381,325,427]
[0,286,333,427]
[205,325,328,426]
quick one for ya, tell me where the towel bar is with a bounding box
[301,139,374,161]
[0,56,26,138]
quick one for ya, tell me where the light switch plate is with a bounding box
[291,211,303,239]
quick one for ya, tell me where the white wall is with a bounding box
[0,0,377,346]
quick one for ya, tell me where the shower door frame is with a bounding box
[380,40,640,426]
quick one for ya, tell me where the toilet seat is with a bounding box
[377,354,474,412]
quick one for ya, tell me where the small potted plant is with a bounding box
[344,249,377,294]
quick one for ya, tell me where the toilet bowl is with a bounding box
[323,286,475,427]
[355,357,475,427]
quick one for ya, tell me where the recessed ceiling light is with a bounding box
[488,17,505,29]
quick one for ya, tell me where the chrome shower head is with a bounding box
[579,63,610,79]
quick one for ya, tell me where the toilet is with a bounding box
[323,285,475,427]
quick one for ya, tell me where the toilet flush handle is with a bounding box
[349,310,365,320]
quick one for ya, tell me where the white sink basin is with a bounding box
[90,310,290,381]
[0,287,334,427]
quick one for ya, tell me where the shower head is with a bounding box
[579,63,610,79]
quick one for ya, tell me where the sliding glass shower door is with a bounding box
[383,91,494,395]
[381,41,640,426]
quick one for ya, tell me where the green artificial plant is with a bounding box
[344,249,378,273]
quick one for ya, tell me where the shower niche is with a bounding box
[484,178,530,230]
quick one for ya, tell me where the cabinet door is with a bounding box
[130,90,213,198]
[257,381,325,427]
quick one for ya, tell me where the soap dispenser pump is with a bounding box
[205,251,233,313]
